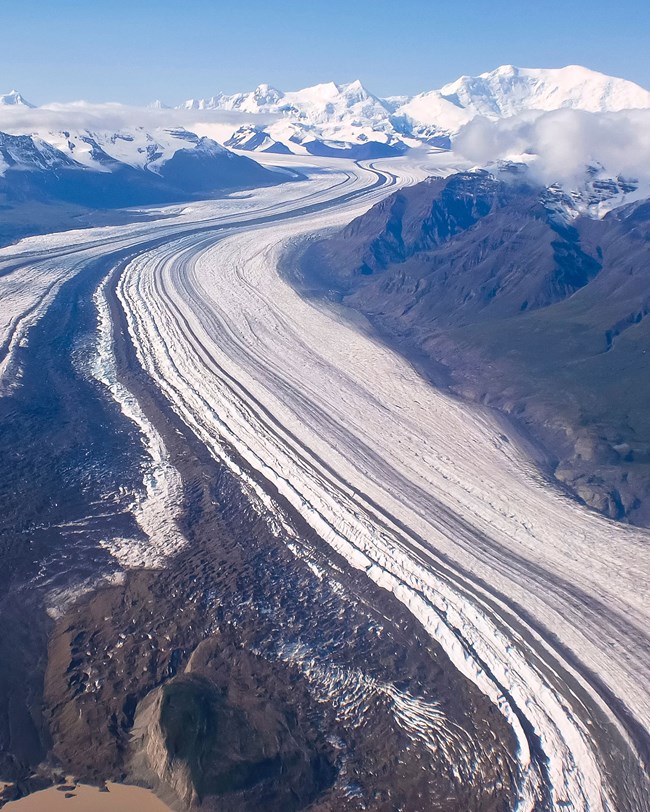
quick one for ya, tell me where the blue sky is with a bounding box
[3,0,650,104]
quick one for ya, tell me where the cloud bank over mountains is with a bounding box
[0,101,276,137]
[454,107,650,186]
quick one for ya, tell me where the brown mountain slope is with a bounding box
[300,172,650,525]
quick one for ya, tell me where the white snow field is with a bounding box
[1,152,648,810]
[183,64,650,151]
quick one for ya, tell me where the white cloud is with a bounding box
[0,102,275,137]
[453,108,650,186]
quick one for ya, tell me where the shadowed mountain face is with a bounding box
[0,131,284,244]
[302,172,650,525]
[307,172,603,318]
[0,132,281,208]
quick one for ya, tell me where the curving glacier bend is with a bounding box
[1,154,649,811]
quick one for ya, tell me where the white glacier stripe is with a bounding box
[90,275,187,568]
[0,154,386,393]
[117,245,549,805]
[3,152,645,808]
[114,161,650,810]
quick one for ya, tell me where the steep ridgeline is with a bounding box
[0,128,283,244]
[0,90,35,108]
[303,172,650,525]
[183,65,650,154]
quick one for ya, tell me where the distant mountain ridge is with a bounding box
[0,89,35,108]
[0,126,282,212]
[6,64,648,159]
[0,121,285,247]
[438,64,650,115]
[180,65,650,153]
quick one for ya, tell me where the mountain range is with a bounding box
[301,172,650,525]
[0,127,280,206]
[181,64,650,154]
[0,122,284,244]
[1,64,649,244]
[4,64,650,162]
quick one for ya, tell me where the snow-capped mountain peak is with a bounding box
[438,64,650,116]
[177,65,650,157]
[391,64,650,146]
[0,89,35,108]
[339,79,376,102]
[251,83,283,105]
[292,81,341,101]
[345,79,366,92]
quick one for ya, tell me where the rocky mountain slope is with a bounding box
[301,171,650,525]
[0,128,280,206]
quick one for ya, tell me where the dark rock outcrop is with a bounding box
[130,638,336,811]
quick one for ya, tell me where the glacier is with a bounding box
[55,153,646,810]
[1,71,649,805]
